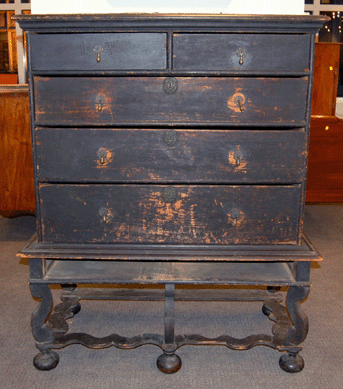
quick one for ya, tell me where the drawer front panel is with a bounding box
[36,128,307,183]
[30,33,167,71]
[34,77,308,125]
[39,184,301,244]
[173,33,311,72]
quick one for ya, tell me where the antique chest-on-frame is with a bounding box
[15,13,327,373]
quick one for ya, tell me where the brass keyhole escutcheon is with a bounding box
[236,48,247,66]
[163,77,178,94]
[93,45,103,63]
[163,187,177,203]
[163,130,178,147]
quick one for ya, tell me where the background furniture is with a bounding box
[311,42,340,117]
[307,116,343,202]
[0,86,35,217]
[306,42,343,203]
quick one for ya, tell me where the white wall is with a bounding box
[31,0,304,15]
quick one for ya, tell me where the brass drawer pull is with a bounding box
[163,187,177,203]
[163,77,178,94]
[236,48,247,66]
[97,148,107,164]
[95,94,104,113]
[99,207,112,223]
[163,130,178,146]
[234,96,244,112]
[222,204,241,226]
[230,208,241,226]
[93,45,103,63]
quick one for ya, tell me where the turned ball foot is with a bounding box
[157,353,182,374]
[279,353,304,373]
[33,350,59,371]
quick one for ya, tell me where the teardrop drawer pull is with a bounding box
[95,94,104,112]
[99,207,112,223]
[233,150,243,166]
[234,96,244,112]
[97,148,107,164]
[93,45,103,63]
[222,205,241,226]
[230,208,241,225]
[236,48,247,66]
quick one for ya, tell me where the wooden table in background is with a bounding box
[0,86,35,217]
[306,42,343,203]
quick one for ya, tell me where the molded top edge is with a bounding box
[13,13,329,31]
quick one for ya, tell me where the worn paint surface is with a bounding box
[30,32,167,71]
[35,128,307,184]
[23,15,322,260]
[173,33,311,72]
[39,184,301,245]
[34,77,308,125]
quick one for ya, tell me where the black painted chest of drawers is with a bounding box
[15,13,326,373]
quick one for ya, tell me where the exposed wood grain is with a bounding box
[0,89,35,216]
[306,116,343,202]
[311,42,340,116]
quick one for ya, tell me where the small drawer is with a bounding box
[35,128,307,183]
[34,76,308,126]
[30,33,167,71]
[39,184,301,245]
[173,33,311,72]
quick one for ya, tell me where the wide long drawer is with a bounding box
[39,184,302,244]
[173,33,311,72]
[35,128,307,183]
[33,77,308,126]
[30,33,167,71]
